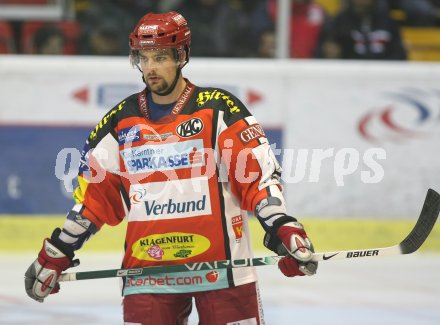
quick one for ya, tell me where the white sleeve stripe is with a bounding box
[252,143,282,191]
[92,133,120,174]
[244,116,258,126]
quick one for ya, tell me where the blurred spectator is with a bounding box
[268,0,328,58]
[79,22,125,55]
[216,0,273,57]
[33,25,65,55]
[178,0,271,57]
[0,21,15,54]
[257,27,276,58]
[397,0,440,26]
[21,21,79,55]
[75,1,132,55]
[108,0,183,21]
[0,0,49,3]
[74,1,185,55]
[317,0,407,60]
[177,0,226,57]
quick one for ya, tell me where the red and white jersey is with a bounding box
[73,80,283,294]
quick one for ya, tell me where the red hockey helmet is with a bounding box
[129,11,191,66]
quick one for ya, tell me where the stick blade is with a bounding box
[399,188,440,254]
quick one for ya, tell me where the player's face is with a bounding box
[138,49,179,95]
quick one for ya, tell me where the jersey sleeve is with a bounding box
[216,90,285,215]
[72,101,128,229]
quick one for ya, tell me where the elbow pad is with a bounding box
[255,196,297,255]
[58,206,98,251]
[255,197,296,234]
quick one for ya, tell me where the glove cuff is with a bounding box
[263,232,288,256]
[262,215,298,255]
[270,216,298,235]
[50,228,75,261]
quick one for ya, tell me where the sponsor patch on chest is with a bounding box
[237,124,265,144]
[120,139,205,174]
[132,232,211,261]
[176,118,204,138]
[128,177,212,221]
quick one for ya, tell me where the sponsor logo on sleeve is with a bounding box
[176,118,204,138]
[232,215,243,242]
[118,126,140,144]
[238,124,265,144]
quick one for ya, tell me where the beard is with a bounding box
[147,77,171,95]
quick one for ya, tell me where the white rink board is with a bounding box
[282,61,440,217]
[1,56,440,217]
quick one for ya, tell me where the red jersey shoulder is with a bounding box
[193,87,251,126]
[87,93,139,146]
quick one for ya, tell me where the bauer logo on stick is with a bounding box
[346,250,379,258]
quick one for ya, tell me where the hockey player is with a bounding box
[25,11,317,324]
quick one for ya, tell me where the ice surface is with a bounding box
[2,253,439,324]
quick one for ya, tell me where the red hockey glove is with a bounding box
[276,222,317,277]
[25,228,79,302]
[278,256,307,277]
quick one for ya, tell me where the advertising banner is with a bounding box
[0,57,438,216]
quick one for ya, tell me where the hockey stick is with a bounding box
[59,188,440,282]
[311,188,440,261]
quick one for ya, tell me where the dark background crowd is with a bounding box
[0,0,440,60]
